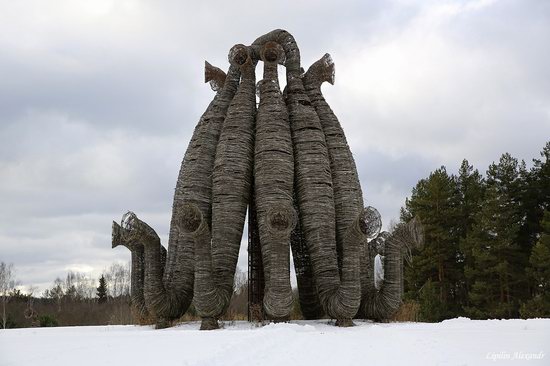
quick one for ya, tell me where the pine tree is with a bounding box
[531,142,550,221]
[418,279,446,322]
[463,153,525,318]
[519,142,550,260]
[96,275,108,304]
[401,143,550,320]
[520,211,550,318]
[457,160,485,307]
[456,160,485,238]
[402,167,461,320]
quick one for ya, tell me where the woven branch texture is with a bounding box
[358,218,425,320]
[187,45,257,329]
[112,221,148,320]
[255,42,295,320]
[111,29,424,328]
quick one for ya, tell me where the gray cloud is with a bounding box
[0,0,549,292]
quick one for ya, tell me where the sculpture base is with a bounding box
[200,317,220,330]
[269,316,290,323]
[155,318,171,329]
[335,318,354,327]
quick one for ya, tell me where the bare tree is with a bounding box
[44,277,64,311]
[104,263,130,298]
[24,285,39,326]
[0,262,17,329]
[64,272,78,300]
[233,267,247,295]
[74,272,96,299]
[62,271,96,300]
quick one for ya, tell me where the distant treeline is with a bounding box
[1,263,135,328]
[401,141,550,321]
[0,262,265,328]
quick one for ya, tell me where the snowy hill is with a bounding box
[1,318,548,366]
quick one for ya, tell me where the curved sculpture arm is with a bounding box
[119,212,160,248]
[116,212,176,327]
[304,53,335,87]
[112,221,144,251]
[112,221,122,249]
[400,217,425,250]
[359,217,424,321]
[112,221,149,320]
[359,229,401,321]
[251,29,301,78]
[205,61,227,92]
[323,208,370,326]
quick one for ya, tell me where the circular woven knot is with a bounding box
[260,41,285,64]
[265,203,297,237]
[359,206,382,240]
[228,44,250,66]
[177,203,204,234]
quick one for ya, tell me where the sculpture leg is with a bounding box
[255,42,295,320]
[247,189,265,322]
[359,218,424,320]
[251,29,364,325]
[290,199,324,319]
[188,45,256,329]
[112,221,149,322]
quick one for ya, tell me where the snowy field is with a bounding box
[1,318,548,366]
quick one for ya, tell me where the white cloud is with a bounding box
[327,0,550,168]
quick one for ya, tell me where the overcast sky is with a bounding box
[1,0,549,292]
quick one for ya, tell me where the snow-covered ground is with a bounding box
[1,318,548,366]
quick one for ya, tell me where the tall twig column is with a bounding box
[255,41,295,320]
[184,45,256,330]
[304,54,367,272]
